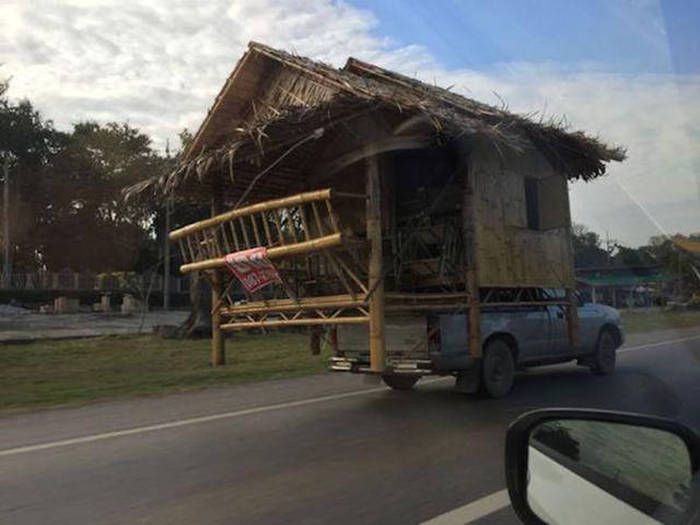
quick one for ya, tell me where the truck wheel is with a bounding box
[480,339,515,398]
[382,374,419,391]
[591,328,617,375]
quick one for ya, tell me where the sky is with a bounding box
[1,0,699,246]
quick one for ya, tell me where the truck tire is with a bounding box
[590,328,617,375]
[479,339,515,398]
[382,374,419,391]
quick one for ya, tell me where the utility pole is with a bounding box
[163,140,171,310]
[2,155,10,287]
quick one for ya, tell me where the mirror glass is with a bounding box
[527,419,692,524]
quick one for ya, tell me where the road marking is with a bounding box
[2,334,698,459]
[619,334,700,354]
[421,489,510,525]
[618,335,700,353]
[0,377,448,458]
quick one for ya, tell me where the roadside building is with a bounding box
[576,265,672,307]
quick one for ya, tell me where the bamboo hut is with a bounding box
[126,42,625,379]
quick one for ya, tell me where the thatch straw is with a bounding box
[124,41,626,203]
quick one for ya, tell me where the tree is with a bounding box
[35,121,164,272]
[0,84,64,271]
[571,223,609,268]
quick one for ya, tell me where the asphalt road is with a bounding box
[1,328,700,525]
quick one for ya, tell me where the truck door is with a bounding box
[513,306,552,360]
[546,304,570,355]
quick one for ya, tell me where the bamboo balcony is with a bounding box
[169,189,355,274]
[170,188,373,332]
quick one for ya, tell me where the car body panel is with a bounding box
[431,302,623,371]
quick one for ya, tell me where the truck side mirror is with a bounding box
[505,409,700,524]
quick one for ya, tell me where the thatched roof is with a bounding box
[126,41,625,202]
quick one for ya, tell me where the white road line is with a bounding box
[618,334,700,354]
[2,334,697,459]
[0,377,448,458]
[0,387,389,458]
[421,489,510,525]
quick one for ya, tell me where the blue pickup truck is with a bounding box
[331,297,624,398]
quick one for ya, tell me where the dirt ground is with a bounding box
[0,310,189,343]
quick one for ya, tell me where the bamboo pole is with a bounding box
[179,233,343,273]
[169,189,332,241]
[229,221,241,250]
[221,316,369,331]
[309,326,322,355]
[261,212,273,246]
[462,156,482,358]
[239,217,251,247]
[250,214,262,246]
[366,155,385,372]
[221,294,365,315]
[565,289,580,349]
[385,292,471,301]
[325,199,339,232]
[272,209,285,245]
[299,204,311,241]
[211,186,226,367]
[563,171,580,349]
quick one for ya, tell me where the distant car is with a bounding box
[333,291,624,398]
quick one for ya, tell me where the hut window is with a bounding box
[524,177,540,230]
[524,175,568,231]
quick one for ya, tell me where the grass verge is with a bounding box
[621,309,700,334]
[0,332,330,414]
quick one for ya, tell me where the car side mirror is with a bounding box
[505,409,700,524]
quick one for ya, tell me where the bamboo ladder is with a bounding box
[169,188,372,359]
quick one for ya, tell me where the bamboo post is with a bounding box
[366,155,385,372]
[211,185,226,366]
[563,172,580,350]
[565,288,580,349]
[309,326,322,355]
[462,156,482,358]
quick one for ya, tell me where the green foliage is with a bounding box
[1,82,170,272]
[572,223,609,267]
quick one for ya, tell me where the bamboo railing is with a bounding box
[170,189,346,273]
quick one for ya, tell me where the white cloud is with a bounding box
[1,0,698,245]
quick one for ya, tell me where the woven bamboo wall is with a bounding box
[470,142,575,288]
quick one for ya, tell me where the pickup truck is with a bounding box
[331,297,624,398]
